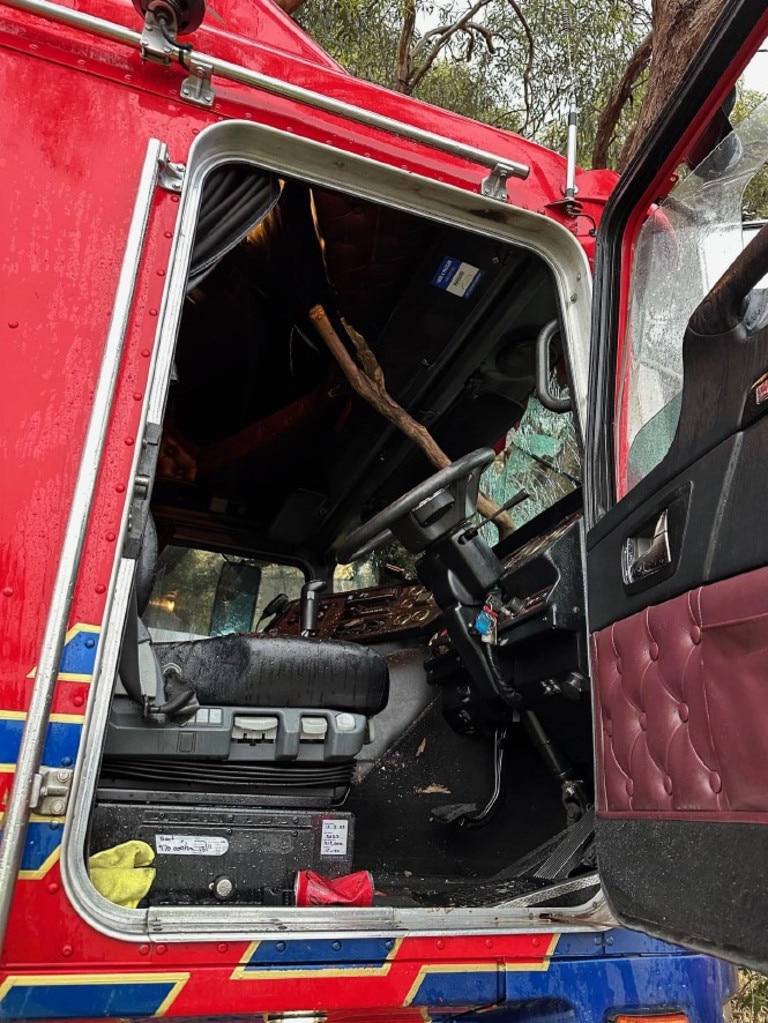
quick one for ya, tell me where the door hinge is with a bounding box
[481,161,516,202]
[158,157,185,194]
[30,766,73,817]
[124,422,163,559]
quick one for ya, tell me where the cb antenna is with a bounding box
[561,6,579,211]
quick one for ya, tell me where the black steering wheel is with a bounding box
[336,448,496,564]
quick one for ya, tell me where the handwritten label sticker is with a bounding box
[320,818,349,857]
[155,834,229,856]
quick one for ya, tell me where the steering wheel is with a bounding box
[336,448,495,564]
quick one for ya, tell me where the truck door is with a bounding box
[586,0,768,969]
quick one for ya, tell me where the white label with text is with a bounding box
[320,819,348,857]
[155,834,229,856]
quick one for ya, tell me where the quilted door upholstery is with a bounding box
[592,563,768,820]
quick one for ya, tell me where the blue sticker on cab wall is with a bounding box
[431,256,484,299]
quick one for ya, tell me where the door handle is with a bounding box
[622,509,672,584]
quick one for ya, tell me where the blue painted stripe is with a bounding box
[0,981,177,1020]
[0,718,81,769]
[245,938,394,969]
[409,952,735,1019]
[59,628,99,677]
[551,929,687,959]
[19,821,63,872]
[411,968,501,1007]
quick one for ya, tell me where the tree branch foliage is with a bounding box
[289,0,726,171]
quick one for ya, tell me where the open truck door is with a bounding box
[587,0,768,970]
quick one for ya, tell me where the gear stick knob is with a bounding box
[300,579,326,636]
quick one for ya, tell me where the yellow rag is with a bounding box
[88,840,156,908]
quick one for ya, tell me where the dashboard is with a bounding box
[268,583,439,643]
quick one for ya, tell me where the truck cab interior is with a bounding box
[83,146,599,913]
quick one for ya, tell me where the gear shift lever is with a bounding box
[300,579,326,636]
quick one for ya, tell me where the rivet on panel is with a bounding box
[48,882,59,895]
[8,321,18,329]
[485,938,494,948]
[134,392,143,402]
[530,937,539,948]
[218,943,229,954]
[95,583,106,594]
[138,944,150,956]
[156,944,167,955]
[436,939,445,949]
[171,195,180,203]
[276,942,286,953]
[116,483,126,493]
[141,349,151,358]
[106,532,116,542]
[149,308,158,317]
[125,437,135,446]
[84,639,95,649]
[157,269,166,277]
[73,694,84,708]
[2,587,13,597]
[332,941,341,952]
[164,231,173,239]
[61,945,73,957]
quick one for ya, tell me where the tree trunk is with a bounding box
[618,0,725,171]
[271,0,309,14]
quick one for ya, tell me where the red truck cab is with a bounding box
[1,0,767,1017]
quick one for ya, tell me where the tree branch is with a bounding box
[501,0,534,133]
[407,0,493,94]
[591,30,653,168]
[394,0,417,93]
[309,305,513,536]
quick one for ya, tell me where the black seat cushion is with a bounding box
[153,634,389,716]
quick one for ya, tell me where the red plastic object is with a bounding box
[295,870,374,906]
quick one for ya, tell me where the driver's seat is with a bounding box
[103,520,389,806]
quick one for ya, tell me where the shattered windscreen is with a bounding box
[482,396,581,534]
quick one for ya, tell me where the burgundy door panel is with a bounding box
[592,564,768,820]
